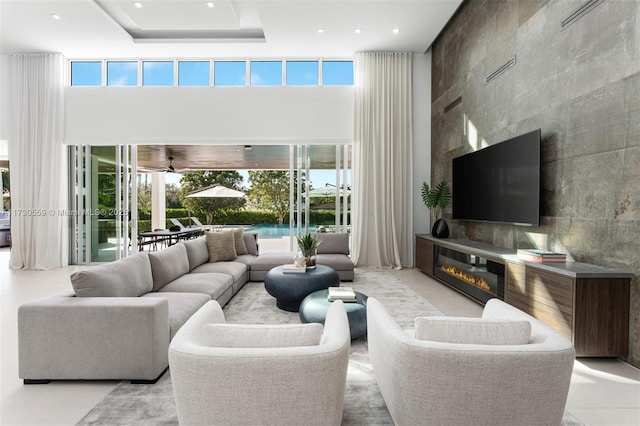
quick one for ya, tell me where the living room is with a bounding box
[1,0,639,425]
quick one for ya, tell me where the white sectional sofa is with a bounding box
[249,232,354,281]
[18,231,354,384]
[18,232,258,384]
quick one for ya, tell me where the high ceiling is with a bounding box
[0,0,462,58]
[1,0,462,171]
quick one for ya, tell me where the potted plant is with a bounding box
[421,180,451,238]
[296,233,321,268]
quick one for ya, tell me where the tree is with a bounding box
[247,171,290,224]
[166,183,183,209]
[137,180,152,215]
[179,171,246,224]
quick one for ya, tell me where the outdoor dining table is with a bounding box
[138,227,203,251]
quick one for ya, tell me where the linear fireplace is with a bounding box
[434,246,504,303]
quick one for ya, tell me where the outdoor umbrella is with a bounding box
[185,185,245,227]
[186,185,245,198]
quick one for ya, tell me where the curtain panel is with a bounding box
[352,52,413,268]
[8,53,68,269]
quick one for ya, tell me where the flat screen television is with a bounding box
[452,129,541,226]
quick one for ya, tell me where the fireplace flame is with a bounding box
[440,265,491,292]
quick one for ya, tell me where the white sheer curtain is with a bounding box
[8,53,68,269]
[352,52,413,268]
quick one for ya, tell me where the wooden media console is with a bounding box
[415,234,632,357]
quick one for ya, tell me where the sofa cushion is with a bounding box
[199,323,324,348]
[243,232,259,256]
[205,231,237,262]
[313,233,349,255]
[250,252,296,271]
[148,243,190,292]
[71,251,153,297]
[158,272,233,301]
[233,228,248,255]
[233,254,258,268]
[414,317,532,345]
[191,261,247,282]
[316,253,354,271]
[142,292,211,339]
[181,238,209,271]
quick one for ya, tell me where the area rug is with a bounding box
[77,269,583,425]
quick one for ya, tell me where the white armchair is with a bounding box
[169,300,351,426]
[367,297,575,426]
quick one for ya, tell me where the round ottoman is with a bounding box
[264,265,340,312]
[299,290,368,339]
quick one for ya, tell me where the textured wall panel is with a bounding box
[431,0,640,367]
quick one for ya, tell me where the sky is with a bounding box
[71,59,353,87]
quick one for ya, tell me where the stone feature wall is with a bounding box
[431,0,640,366]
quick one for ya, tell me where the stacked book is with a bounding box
[327,286,357,302]
[517,249,567,263]
[282,264,306,274]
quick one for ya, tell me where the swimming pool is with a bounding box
[240,224,318,238]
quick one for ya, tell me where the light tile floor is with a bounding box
[1,247,639,425]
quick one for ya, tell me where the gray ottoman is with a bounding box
[299,290,368,339]
[264,265,340,312]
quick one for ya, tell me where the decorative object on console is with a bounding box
[517,249,567,263]
[296,233,321,267]
[421,180,451,238]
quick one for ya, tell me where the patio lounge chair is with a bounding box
[190,217,211,231]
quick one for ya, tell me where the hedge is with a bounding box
[133,209,350,233]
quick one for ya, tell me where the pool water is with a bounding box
[240,224,318,238]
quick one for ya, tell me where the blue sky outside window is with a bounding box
[214,61,246,86]
[71,61,101,86]
[143,61,173,86]
[250,61,282,86]
[107,61,138,86]
[178,61,210,86]
[322,61,354,85]
[286,61,318,85]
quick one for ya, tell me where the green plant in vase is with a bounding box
[296,233,321,268]
[421,180,451,238]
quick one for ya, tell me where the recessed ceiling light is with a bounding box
[133,2,142,8]
[392,28,400,35]
[354,28,362,34]
[50,13,61,20]
[317,28,324,34]
[206,2,215,8]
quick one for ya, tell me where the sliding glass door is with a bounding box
[69,145,138,263]
[288,144,350,250]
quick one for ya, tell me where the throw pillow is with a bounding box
[242,232,259,255]
[233,227,248,255]
[205,230,237,262]
[415,317,531,345]
[199,323,323,348]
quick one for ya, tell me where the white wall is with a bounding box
[412,50,432,256]
[64,86,354,145]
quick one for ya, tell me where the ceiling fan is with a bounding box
[145,155,192,174]
[165,156,176,173]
